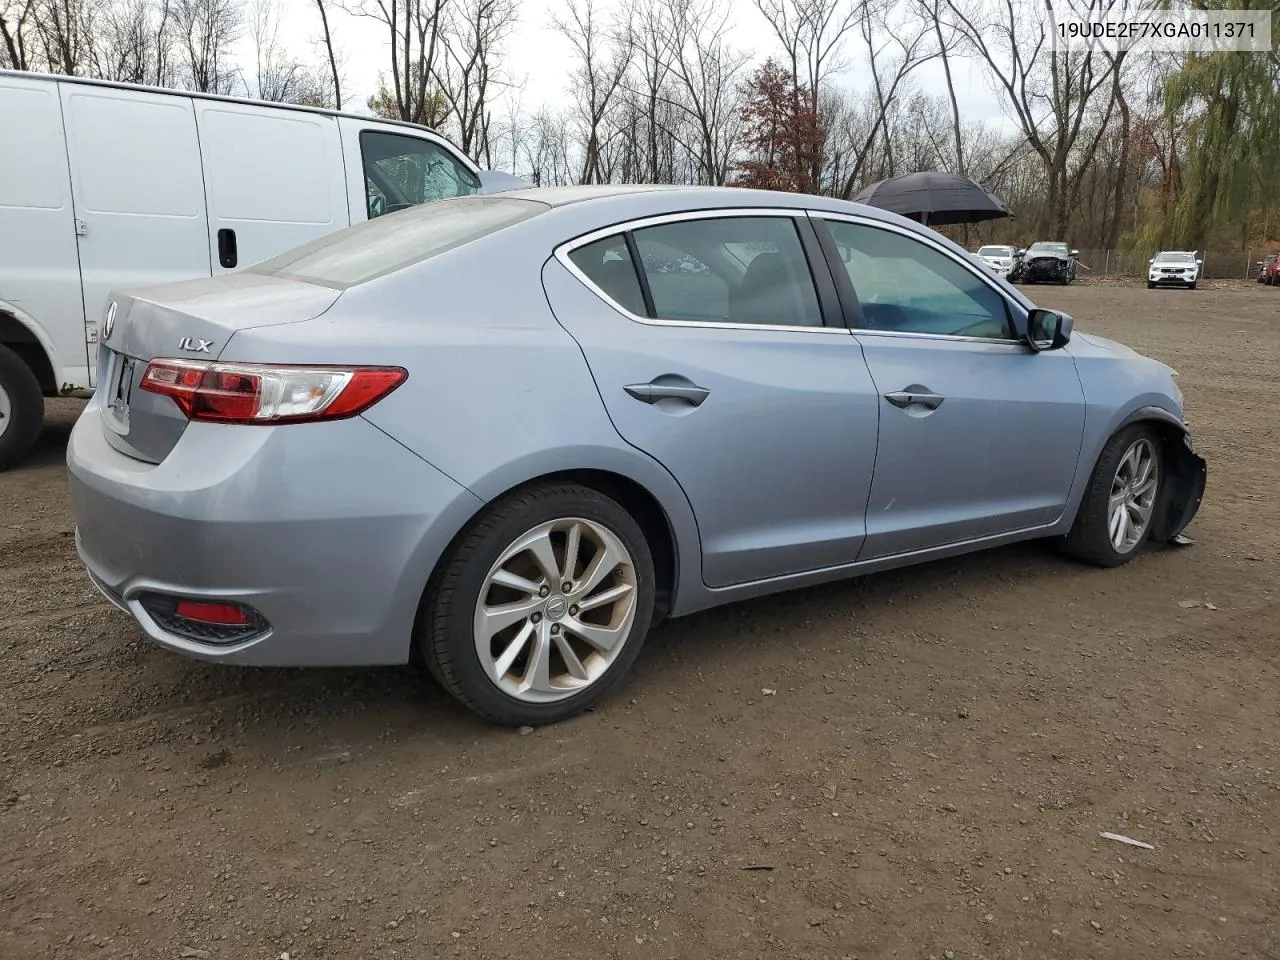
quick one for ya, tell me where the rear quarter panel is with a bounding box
[216,222,706,615]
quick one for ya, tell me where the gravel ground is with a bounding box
[2,280,1279,960]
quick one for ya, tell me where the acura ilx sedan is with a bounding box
[68,185,1207,726]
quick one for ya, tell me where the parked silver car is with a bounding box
[67,185,1207,725]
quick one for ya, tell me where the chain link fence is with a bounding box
[1071,249,1275,280]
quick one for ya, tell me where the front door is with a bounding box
[59,84,212,341]
[545,212,881,588]
[815,215,1086,560]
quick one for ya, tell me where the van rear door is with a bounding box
[194,102,349,272]
[0,75,86,388]
[59,82,212,379]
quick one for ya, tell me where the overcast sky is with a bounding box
[269,0,1012,136]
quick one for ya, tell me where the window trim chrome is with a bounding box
[553,207,849,335]
[808,210,1032,347]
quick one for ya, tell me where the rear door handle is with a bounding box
[884,390,945,410]
[624,381,711,406]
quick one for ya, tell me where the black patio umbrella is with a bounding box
[852,171,1013,226]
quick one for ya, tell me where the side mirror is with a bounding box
[1196,259,1203,266]
[1025,308,1072,352]
[1148,257,1155,263]
[476,170,531,194]
[1015,248,1026,257]
[1070,249,1080,258]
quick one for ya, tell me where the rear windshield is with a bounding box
[248,196,547,287]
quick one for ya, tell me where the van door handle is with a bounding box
[884,390,945,410]
[217,228,238,269]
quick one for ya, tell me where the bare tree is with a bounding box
[311,0,342,108]
[30,0,93,75]
[175,0,241,93]
[1,0,37,69]
[243,0,333,105]
[834,0,935,197]
[941,0,1116,235]
[552,0,635,185]
[347,0,448,125]
[917,0,964,173]
[437,0,516,164]
[88,0,177,85]
[660,0,749,184]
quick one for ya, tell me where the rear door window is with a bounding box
[631,216,823,327]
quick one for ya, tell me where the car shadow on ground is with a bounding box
[63,537,1076,763]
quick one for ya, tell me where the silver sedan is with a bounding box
[67,185,1207,725]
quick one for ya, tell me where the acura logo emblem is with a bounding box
[544,595,568,621]
[103,302,116,340]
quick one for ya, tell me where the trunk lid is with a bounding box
[96,273,341,463]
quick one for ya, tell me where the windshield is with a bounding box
[977,246,1012,257]
[248,196,548,287]
[1154,252,1195,263]
[1028,242,1069,255]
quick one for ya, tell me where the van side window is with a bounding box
[359,131,480,219]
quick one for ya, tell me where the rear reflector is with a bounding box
[174,599,251,626]
[139,359,407,424]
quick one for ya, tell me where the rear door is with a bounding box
[59,82,212,360]
[0,76,86,385]
[545,210,881,588]
[337,119,481,223]
[194,101,348,272]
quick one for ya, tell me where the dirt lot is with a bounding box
[2,280,1279,960]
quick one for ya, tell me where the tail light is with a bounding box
[138,359,406,424]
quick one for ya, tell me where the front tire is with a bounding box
[1061,425,1163,568]
[419,483,656,725]
[0,344,44,472]
[1147,281,1156,289]
[1188,282,1197,291]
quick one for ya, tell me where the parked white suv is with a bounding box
[1147,251,1203,290]
[0,70,525,469]
[975,244,1017,279]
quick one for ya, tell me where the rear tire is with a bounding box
[418,482,656,726]
[0,344,44,472]
[1060,424,1163,568]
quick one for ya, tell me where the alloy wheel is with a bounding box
[1108,438,1159,553]
[473,517,639,703]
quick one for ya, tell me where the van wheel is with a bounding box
[419,483,656,726]
[0,344,44,471]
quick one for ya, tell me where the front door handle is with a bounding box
[624,381,711,406]
[884,390,945,410]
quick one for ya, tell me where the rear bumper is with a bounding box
[67,399,483,666]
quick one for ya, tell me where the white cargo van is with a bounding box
[0,70,525,469]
